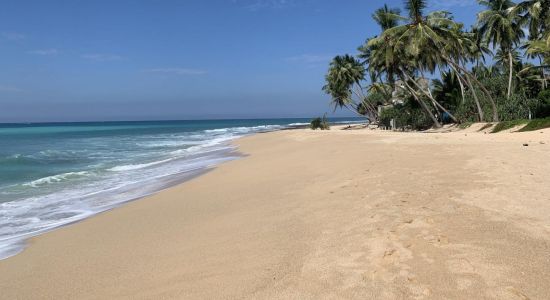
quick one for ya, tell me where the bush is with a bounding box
[310,115,330,130]
[497,94,538,121]
[458,122,473,129]
[491,119,528,133]
[379,103,433,130]
[519,117,550,132]
[456,76,538,122]
[534,89,550,118]
[478,123,493,131]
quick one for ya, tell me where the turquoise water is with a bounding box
[0,118,361,258]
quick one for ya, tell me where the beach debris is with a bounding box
[523,143,529,147]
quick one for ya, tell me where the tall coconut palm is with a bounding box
[477,0,525,99]
[358,5,402,99]
[511,0,550,89]
[526,38,550,65]
[323,55,378,118]
[372,4,402,31]
[511,0,550,40]
[367,0,467,126]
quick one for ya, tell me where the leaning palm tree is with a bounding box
[367,0,468,126]
[526,38,550,65]
[323,55,378,119]
[510,0,550,40]
[372,4,402,32]
[511,0,550,89]
[477,0,525,99]
[358,5,403,101]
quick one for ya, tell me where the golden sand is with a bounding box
[1,125,549,299]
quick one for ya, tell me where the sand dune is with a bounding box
[1,127,549,299]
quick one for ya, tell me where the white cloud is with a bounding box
[81,53,123,61]
[28,48,59,55]
[1,31,25,40]
[144,68,208,75]
[0,85,23,92]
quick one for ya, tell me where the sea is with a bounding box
[0,118,362,259]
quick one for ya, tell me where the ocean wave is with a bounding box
[23,171,93,188]
[203,124,283,134]
[135,140,204,148]
[107,158,174,172]
[0,120,315,260]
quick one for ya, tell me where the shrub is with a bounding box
[310,114,330,130]
[458,122,473,129]
[534,89,550,118]
[491,119,528,133]
[456,76,538,122]
[478,123,493,131]
[519,117,550,132]
[379,102,433,130]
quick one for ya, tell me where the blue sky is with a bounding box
[0,0,481,122]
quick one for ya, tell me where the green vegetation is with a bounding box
[459,122,474,129]
[478,123,494,131]
[310,115,330,130]
[492,119,529,132]
[322,0,550,131]
[519,117,550,131]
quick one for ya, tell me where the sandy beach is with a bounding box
[1,125,550,299]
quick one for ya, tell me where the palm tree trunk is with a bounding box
[507,50,513,99]
[445,58,499,122]
[465,74,485,122]
[540,56,547,90]
[355,85,378,117]
[401,79,442,128]
[351,87,378,120]
[448,63,484,122]
[346,104,367,119]
[405,74,459,123]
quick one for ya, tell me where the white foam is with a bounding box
[0,121,306,260]
[107,159,173,172]
[23,171,92,187]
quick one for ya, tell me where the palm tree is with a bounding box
[358,5,402,100]
[323,55,378,119]
[511,0,550,40]
[432,72,464,114]
[494,48,522,71]
[511,0,550,89]
[477,0,525,99]
[367,0,469,126]
[526,38,550,65]
[372,4,401,31]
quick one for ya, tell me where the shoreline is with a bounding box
[1,126,549,299]
[0,164,218,260]
[0,121,363,260]
[0,135,252,261]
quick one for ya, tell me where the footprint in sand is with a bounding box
[456,277,473,290]
[424,234,449,246]
[447,258,475,274]
[383,249,396,259]
[505,286,530,300]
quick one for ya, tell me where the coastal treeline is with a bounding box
[323,0,550,130]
